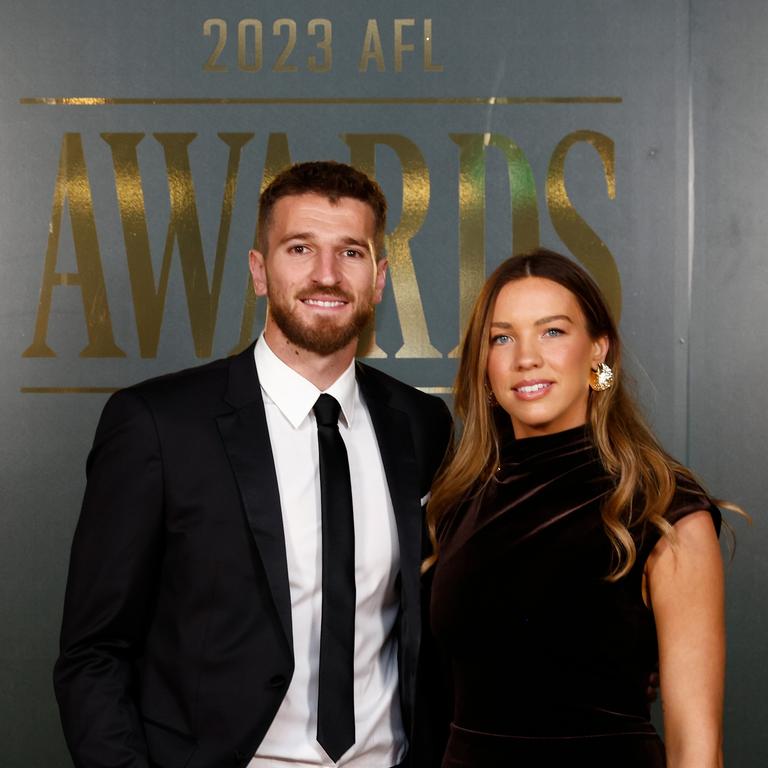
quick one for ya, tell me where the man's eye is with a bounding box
[290,245,308,254]
[344,249,363,258]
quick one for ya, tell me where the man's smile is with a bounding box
[300,297,349,309]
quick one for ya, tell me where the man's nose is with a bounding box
[311,249,342,285]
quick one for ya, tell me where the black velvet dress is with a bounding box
[430,425,720,768]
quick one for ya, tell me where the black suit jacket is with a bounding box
[54,344,452,768]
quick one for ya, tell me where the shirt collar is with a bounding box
[254,335,358,429]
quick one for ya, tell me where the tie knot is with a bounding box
[313,393,341,427]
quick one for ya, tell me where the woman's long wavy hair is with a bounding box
[426,248,706,579]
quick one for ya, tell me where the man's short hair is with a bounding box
[258,161,388,257]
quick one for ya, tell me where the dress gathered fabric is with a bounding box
[430,425,720,768]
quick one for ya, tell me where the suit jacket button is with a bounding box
[268,674,287,688]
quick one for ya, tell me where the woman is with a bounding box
[427,249,727,767]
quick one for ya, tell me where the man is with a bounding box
[54,162,452,768]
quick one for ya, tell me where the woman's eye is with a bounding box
[544,327,564,337]
[491,334,511,345]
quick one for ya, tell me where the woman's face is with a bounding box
[486,276,608,439]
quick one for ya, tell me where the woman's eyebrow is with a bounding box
[534,314,573,326]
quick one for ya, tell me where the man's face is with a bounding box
[249,193,387,357]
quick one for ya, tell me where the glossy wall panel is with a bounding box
[690,2,768,766]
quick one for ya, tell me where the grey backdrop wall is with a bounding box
[0,2,764,765]
[690,2,768,765]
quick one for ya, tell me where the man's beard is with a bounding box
[267,286,375,355]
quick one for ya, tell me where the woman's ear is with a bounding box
[592,335,610,367]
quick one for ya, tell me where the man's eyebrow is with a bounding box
[276,233,372,250]
[276,231,314,246]
[339,237,372,249]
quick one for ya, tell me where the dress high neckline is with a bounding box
[501,423,591,464]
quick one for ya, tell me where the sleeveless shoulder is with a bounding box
[666,472,721,535]
[634,471,721,568]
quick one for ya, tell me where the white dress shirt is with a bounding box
[249,336,405,768]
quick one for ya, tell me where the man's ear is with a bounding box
[249,250,268,296]
[373,258,388,304]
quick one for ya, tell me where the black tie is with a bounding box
[313,394,356,762]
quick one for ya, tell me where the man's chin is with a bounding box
[293,329,358,356]
[270,307,372,356]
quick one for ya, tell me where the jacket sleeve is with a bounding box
[54,388,164,768]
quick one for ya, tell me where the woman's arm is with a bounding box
[645,510,725,768]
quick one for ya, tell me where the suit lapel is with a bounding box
[357,364,424,730]
[216,345,293,649]
[215,353,424,662]
[356,365,422,612]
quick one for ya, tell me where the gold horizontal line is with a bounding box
[20,96,622,106]
[21,386,119,394]
[22,385,452,394]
